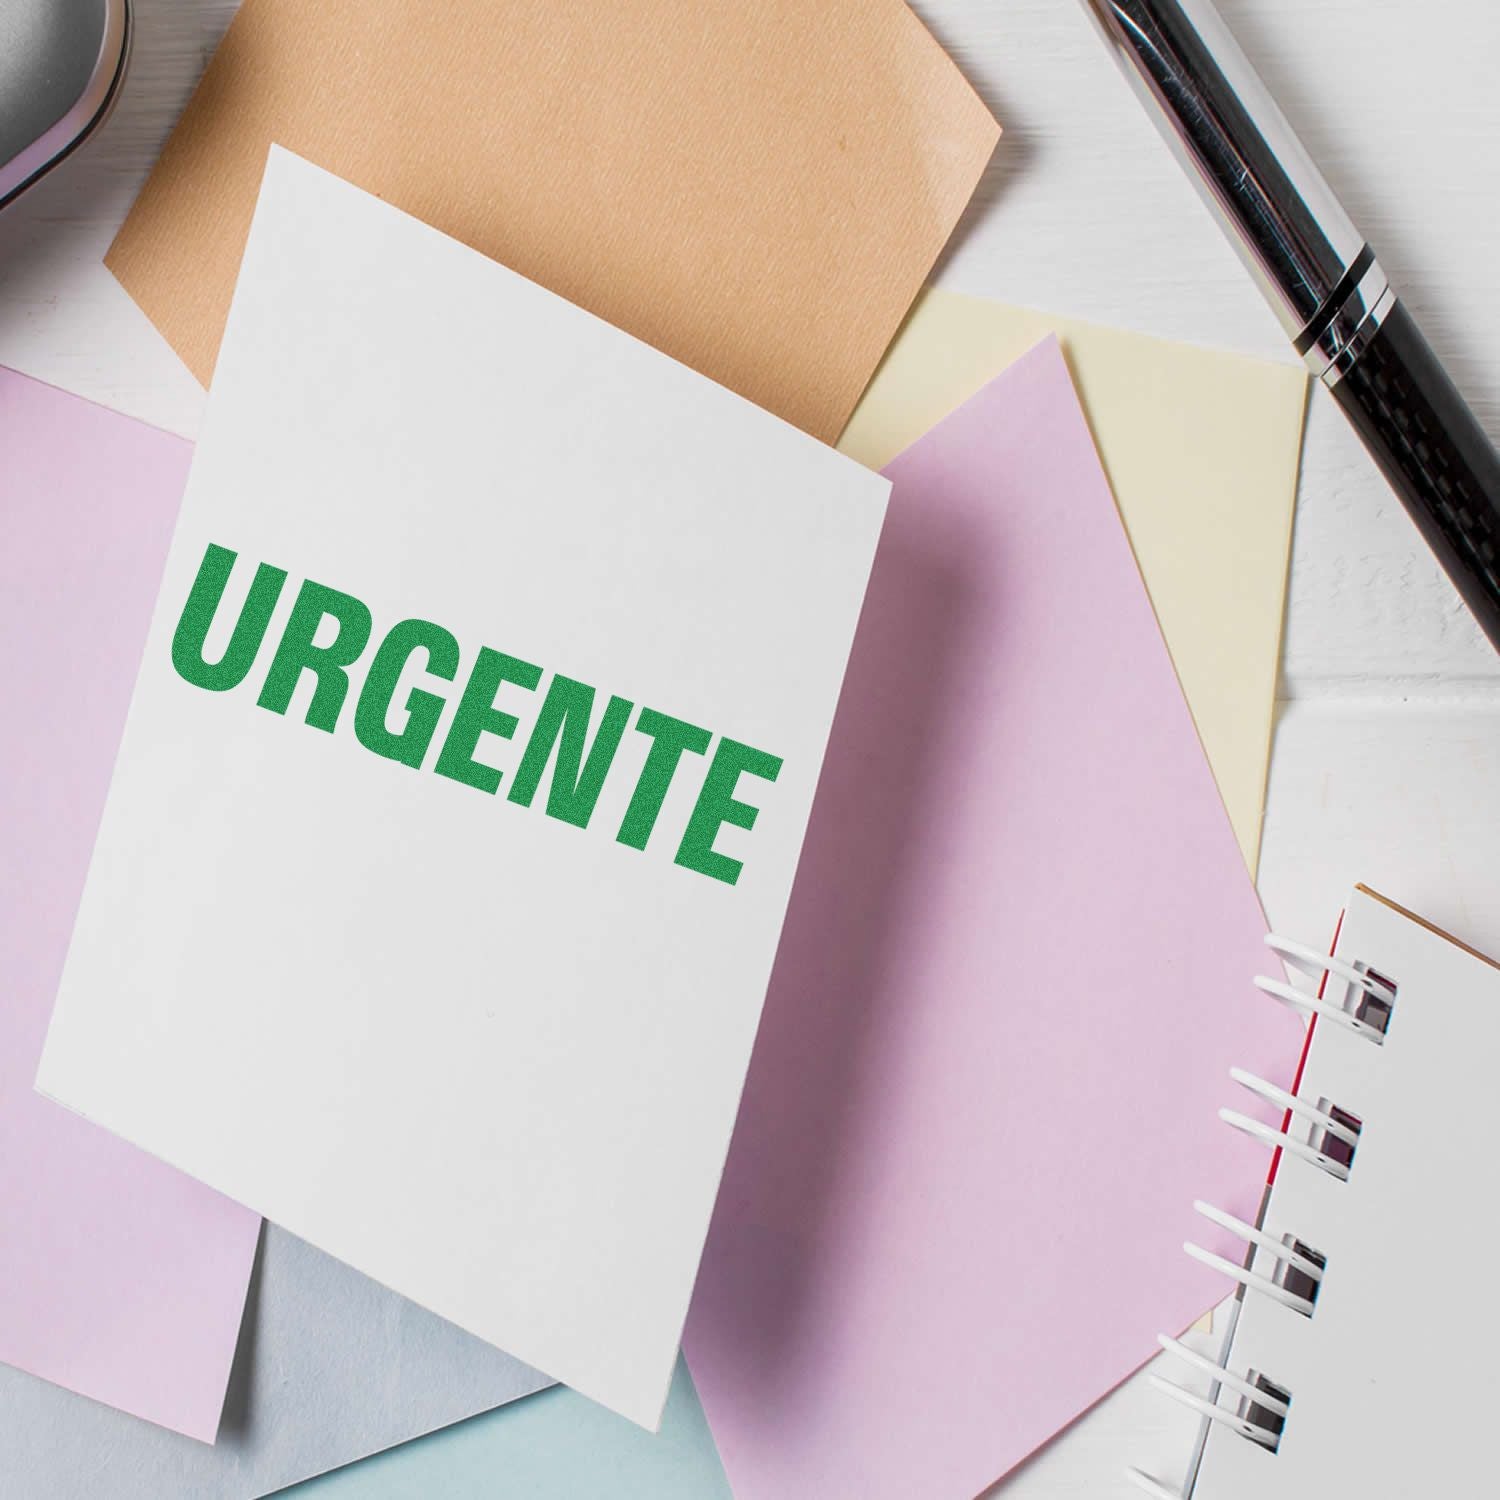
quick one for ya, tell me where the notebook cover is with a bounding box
[1188,887,1500,1497]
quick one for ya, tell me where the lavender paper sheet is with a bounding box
[0,366,260,1441]
[0,367,549,1494]
[687,339,1304,1499]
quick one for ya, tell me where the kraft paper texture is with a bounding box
[105,0,997,443]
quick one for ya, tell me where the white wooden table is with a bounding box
[2,1,1496,1494]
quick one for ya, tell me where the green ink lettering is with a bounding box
[508,674,633,828]
[256,579,373,732]
[616,707,712,851]
[353,618,461,770]
[171,543,287,692]
[433,647,542,794]
[675,737,783,886]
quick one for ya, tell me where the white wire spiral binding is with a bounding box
[1147,1375,1280,1448]
[1127,1468,1187,1500]
[1128,932,1396,1497]
[1180,1239,1317,1316]
[1253,976,1386,1043]
[1256,932,1394,1043]
[1228,1067,1361,1148]
[1153,1333,1291,1417]
[1216,1107,1351,1182]
[1190,1201,1324,1286]
[1265,934,1396,1005]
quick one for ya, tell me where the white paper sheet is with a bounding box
[37,147,888,1429]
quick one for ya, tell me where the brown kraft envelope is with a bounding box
[107,0,998,443]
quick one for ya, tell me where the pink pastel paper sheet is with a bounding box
[686,340,1302,1498]
[0,368,260,1440]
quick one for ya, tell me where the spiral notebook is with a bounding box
[1133,884,1500,1498]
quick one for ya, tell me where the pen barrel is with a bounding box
[1331,302,1500,650]
[1084,0,1364,342]
[1088,0,1500,653]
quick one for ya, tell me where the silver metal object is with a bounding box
[1317,280,1396,389]
[1079,0,1368,369]
[1082,0,1500,653]
[0,0,132,210]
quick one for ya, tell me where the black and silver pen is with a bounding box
[1082,0,1500,653]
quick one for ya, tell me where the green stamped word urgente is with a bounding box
[171,544,784,887]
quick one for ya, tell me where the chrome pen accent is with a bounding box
[1082,0,1363,344]
[1082,0,1500,652]
[1305,258,1394,387]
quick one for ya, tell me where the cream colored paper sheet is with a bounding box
[104,0,997,444]
[839,291,1307,873]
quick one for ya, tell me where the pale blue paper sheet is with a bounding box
[278,1360,731,1499]
[0,1227,550,1500]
